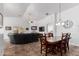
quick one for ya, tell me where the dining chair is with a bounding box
[56,37,67,56]
[61,33,71,52]
[61,33,67,40]
[47,33,53,37]
[39,34,57,56]
[66,33,71,51]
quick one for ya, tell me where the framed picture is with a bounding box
[5,26,12,30]
[31,26,37,30]
[39,26,45,32]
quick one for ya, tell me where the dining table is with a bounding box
[46,36,62,43]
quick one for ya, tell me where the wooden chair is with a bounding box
[47,33,53,37]
[40,35,46,55]
[53,33,68,56]
[66,33,71,51]
[39,34,57,56]
[56,37,67,56]
[61,33,67,40]
[61,33,71,52]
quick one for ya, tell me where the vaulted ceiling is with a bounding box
[3,3,29,17]
[0,3,79,18]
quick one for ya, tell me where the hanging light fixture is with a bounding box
[45,13,49,16]
[28,13,33,23]
[56,3,64,26]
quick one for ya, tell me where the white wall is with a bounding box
[37,15,55,33]
[3,17,47,42]
[3,16,40,41]
[36,5,79,45]
[56,5,79,45]
[3,17,30,41]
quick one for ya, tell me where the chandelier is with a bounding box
[56,3,64,26]
[27,13,33,23]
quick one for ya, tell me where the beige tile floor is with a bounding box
[4,41,79,56]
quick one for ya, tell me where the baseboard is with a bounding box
[70,42,79,46]
[4,39,10,42]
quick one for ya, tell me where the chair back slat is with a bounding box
[48,33,53,37]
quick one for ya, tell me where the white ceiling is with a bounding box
[3,3,29,17]
[0,3,3,13]
[32,3,79,20]
[0,3,79,17]
[34,3,79,15]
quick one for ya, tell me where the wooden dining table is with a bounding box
[46,36,62,43]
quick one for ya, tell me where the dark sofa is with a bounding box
[8,33,40,44]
